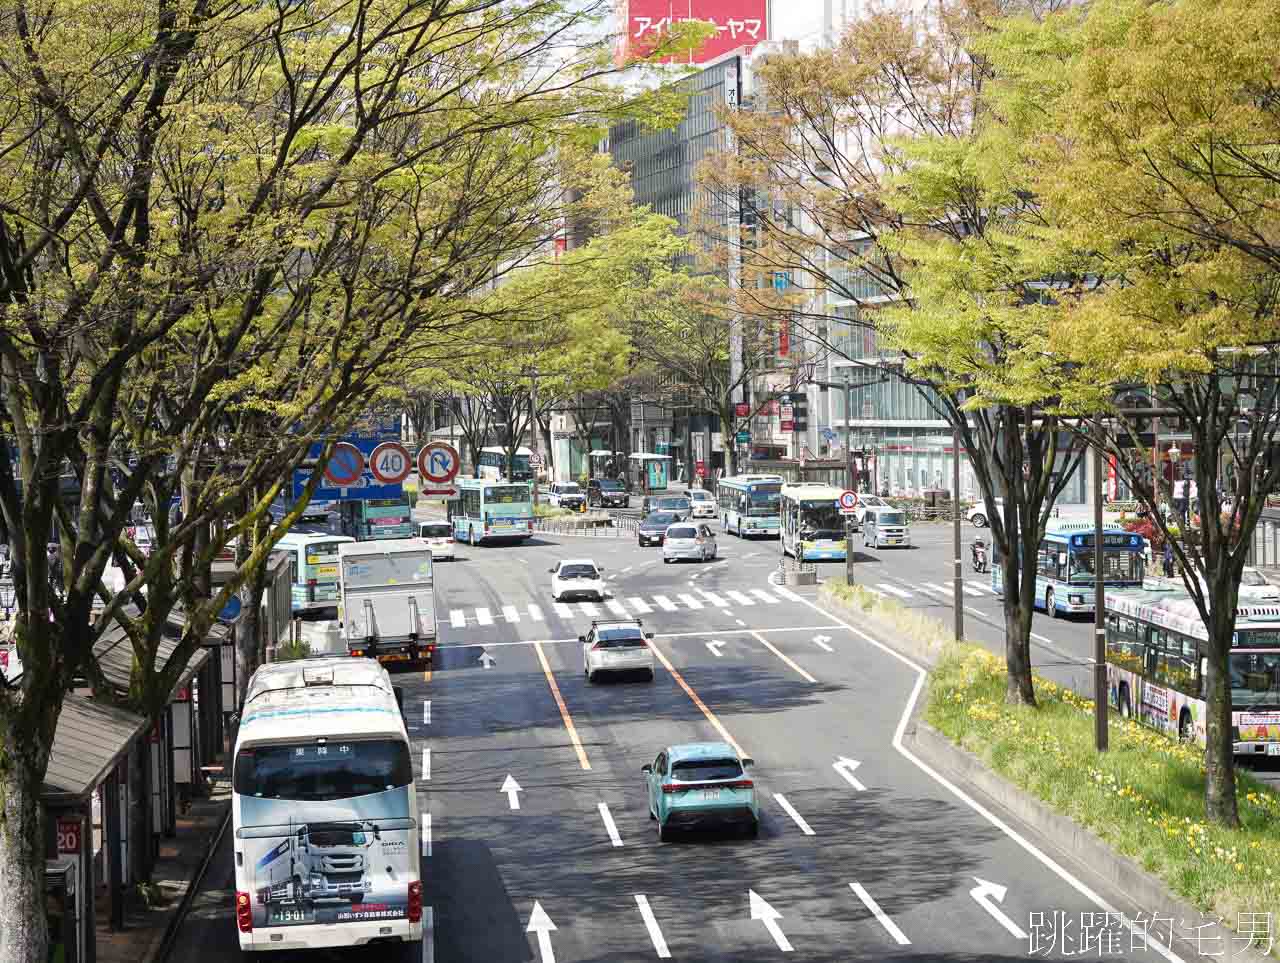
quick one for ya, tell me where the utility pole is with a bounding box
[844,376,856,587]
[953,422,964,641]
[1093,436,1108,751]
[529,369,541,508]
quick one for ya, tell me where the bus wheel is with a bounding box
[1178,710,1194,743]
[1045,588,1056,618]
[1118,684,1131,719]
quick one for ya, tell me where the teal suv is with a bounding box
[643,742,758,841]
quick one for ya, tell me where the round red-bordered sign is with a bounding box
[417,442,460,485]
[369,441,412,485]
[838,490,859,511]
[324,442,365,487]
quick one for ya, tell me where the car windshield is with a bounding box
[559,564,598,579]
[420,523,450,538]
[233,739,412,801]
[645,512,678,527]
[657,498,688,510]
[689,490,712,502]
[672,759,742,781]
[597,480,623,491]
[596,628,646,647]
[667,526,698,539]
[559,485,582,494]
[878,512,907,526]
[1230,652,1280,708]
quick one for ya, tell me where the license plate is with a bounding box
[270,906,315,925]
[701,789,722,800]
[1268,744,1280,757]
[379,653,409,663]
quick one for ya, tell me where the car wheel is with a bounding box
[1118,684,1131,720]
[972,513,987,528]
[1045,588,1057,618]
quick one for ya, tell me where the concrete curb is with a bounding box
[152,801,232,963]
[814,585,1274,963]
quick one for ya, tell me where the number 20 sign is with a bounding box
[369,442,412,485]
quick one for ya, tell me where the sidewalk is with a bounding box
[96,780,231,963]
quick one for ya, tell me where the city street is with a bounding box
[172,526,1222,961]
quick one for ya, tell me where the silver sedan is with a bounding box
[662,523,717,563]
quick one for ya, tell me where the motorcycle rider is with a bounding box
[971,537,988,573]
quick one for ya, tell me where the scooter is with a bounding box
[971,539,988,574]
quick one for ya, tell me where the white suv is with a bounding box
[549,558,606,602]
[686,488,716,519]
[582,619,655,683]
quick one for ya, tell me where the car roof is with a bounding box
[557,558,598,567]
[668,741,739,762]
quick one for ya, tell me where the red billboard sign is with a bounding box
[616,0,768,64]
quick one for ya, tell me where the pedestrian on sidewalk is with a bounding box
[1163,539,1175,579]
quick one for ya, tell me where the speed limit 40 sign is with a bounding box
[369,441,412,485]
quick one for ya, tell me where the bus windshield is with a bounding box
[1231,651,1280,709]
[799,501,843,540]
[1068,548,1143,584]
[484,485,529,504]
[747,485,782,516]
[234,740,413,801]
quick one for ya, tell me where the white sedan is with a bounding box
[549,558,607,602]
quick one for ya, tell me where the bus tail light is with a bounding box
[236,891,253,932]
[407,881,423,923]
[527,520,533,531]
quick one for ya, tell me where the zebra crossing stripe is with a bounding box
[628,597,652,613]
[554,602,573,619]
[476,607,493,626]
[579,602,600,616]
[922,582,952,596]
[965,581,988,596]
[677,594,704,610]
[698,590,729,608]
[449,609,466,628]
[653,595,678,611]
[876,584,912,600]
[772,586,804,602]
[750,589,780,604]
[528,604,544,621]
[502,605,520,623]
[606,599,628,616]
[726,590,755,606]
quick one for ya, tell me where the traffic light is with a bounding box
[792,395,808,433]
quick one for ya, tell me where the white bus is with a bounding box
[716,474,784,537]
[233,658,421,953]
[477,446,533,481]
[1105,586,1280,753]
[780,483,848,561]
[276,532,355,611]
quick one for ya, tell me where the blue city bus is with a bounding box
[448,479,533,545]
[992,518,1145,617]
[716,474,784,537]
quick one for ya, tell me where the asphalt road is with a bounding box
[170,523,1241,961]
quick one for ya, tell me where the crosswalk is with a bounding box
[866,580,993,600]
[443,585,806,629]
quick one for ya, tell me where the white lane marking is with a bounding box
[450,609,466,628]
[475,607,493,626]
[849,882,910,945]
[772,586,804,601]
[503,605,520,623]
[864,586,887,598]
[421,812,432,856]
[554,602,572,619]
[962,583,985,597]
[965,580,990,593]
[597,802,623,847]
[423,906,434,963]
[875,583,912,599]
[527,604,544,621]
[749,890,793,952]
[751,630,817,683]
[634,895,672,958]
[813,635,834,653]
[698,590,729,608]
[433,625,850,649]
[921,582,952,596]
[735,619,746,626]
[726,590,756,606]
[970,877,1028,940]
[579,602,600,616]
[784,592,1186,963]
[677,593,704,610]
[501,774,523,810]
[706,640,726,657]
[773,793,815,835]
[628,597,653,613]
[421,748,431,780]
[423,700,431,725]
[527,902,557,963]
[744,552,760,558]
[833,756,866,791]
[622,566,634,574]
[606,598,628,615]
[750,589,781,604]
[653,595,678,611]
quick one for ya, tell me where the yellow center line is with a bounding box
[648,639,747,759]
[750,631,818,684]
[533,641,591,771]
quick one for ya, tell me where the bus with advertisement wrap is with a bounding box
[448,478,533,545]
[992,518,1145,616]
[232,658,421,953]
[276,533,355,610]
[1104,587,1280,755]
[716,474,783,538]
[779,483,847,561]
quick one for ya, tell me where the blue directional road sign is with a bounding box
[294,417,406,502]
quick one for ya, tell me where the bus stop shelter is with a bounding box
[628,452,672,495]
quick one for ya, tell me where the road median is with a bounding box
[818,581,1280,960]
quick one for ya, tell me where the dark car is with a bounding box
[638,511,681,547]
[587,478,629,508]
[641,494,692,517]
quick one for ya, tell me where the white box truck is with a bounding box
[337,539,437,667]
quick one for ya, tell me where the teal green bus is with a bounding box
[448,479,533,545]
[716,474,784,538]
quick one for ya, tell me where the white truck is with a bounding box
[337,539,437,667]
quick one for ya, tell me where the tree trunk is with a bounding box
[1203,616,1240,827]
[0,719,52,963]
[720,412,737,475]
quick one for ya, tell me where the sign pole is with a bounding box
[953,422,964,641]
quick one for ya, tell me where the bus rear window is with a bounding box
[234,740,412,801]
[485,486,528,504]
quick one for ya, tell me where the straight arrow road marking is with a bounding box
[475,607,493,626]
[849,882,910,945]
[597,802,623,847]
[421,813,431,856]
[749,889,793,952]
[653,595,678,611]
[832,756,865,791]
[449,609,466,628]
[969,877,1027,939]
[628,597,652,613]
[478,650,496,669]
[706,640,726,658]
[773,793,815,836]
[501,774,523,810]
[527,902,557,963]
[751,631,817,683]
[812,635,834,653]
[634,895,671,958]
